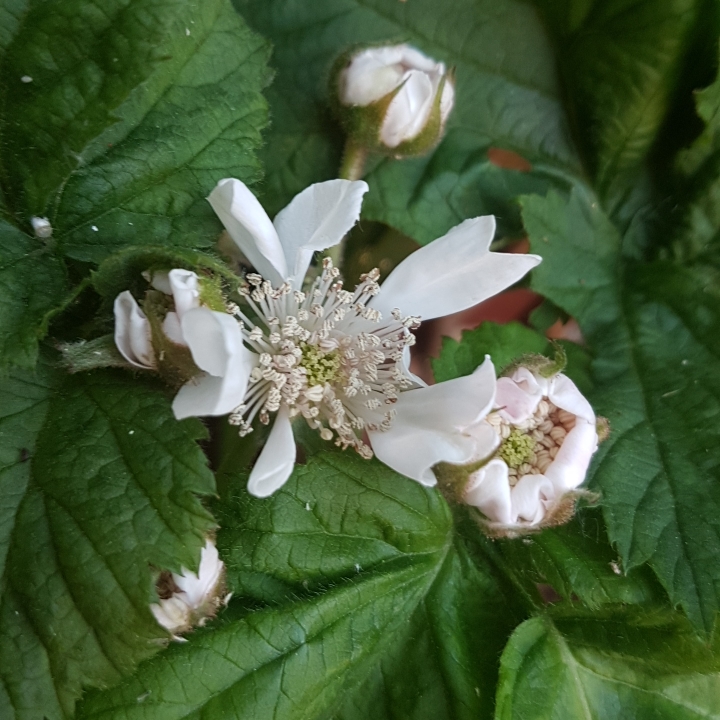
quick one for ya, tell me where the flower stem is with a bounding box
[325,140,368,269]
[338,139,368,182]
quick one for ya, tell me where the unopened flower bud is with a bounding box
[333,44,454,155]
[151,539,225,637]
[31,216,52,238]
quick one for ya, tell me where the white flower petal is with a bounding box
[167,269,200,318]
[247,408,296,497]
[372,216,541,321]
[465,459,513,525]
[113,291,154,368]
[173,540,223,609]
[544,419,598,492]
[398,45,444,73]
[548,374,595,424]
[273,180,368,287]
[208,179,287,284]
[380,70,434,147]
[151,596,191,634]
[369,357,496,484]
[511,474,556,524]
[161,311,186,346]
[495,373,543,423]
[146,270,172,294]
[172,308,252,419]
[340,46,407,105]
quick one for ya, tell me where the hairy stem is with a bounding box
[325,140,368,268]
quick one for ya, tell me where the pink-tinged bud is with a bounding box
[462,360,601,537]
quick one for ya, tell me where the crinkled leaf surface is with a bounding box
[236,0,581,243]
[672,50,720,265]
[432,320,593,401]
[523,188,720,633]
[498,511,663,611]
[496,611,720,720]
[433,322,550,384]
[0,0,271,263]
[0,360,216,719]
[533,0,702,201]
[0,219,67,370]
[78,451,525,720]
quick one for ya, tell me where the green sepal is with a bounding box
[143,291,201,390]
[475,489,600,540]
[59,335,136,373]
[501,342,567,379]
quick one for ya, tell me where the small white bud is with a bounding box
[334,44,454,155]
[30,216,52,238]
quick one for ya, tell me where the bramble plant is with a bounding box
[2,1,720,719]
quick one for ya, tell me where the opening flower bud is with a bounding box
[333,43,455,156]
[462,363,600,537]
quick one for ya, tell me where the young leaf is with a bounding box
[78,452,525,720]
[0,219,67,370]
[0,0,271,263]
[523,188,720,634]
[0,360,216,720]
[236,0,581,242]
[496,610,720,719]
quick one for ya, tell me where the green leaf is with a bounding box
[496,611,720,719]
[0,0,271,263]
[432,321,593,397]
[671,49,720,265]
[433,322,550,383]
[237,0,581,242]
[90,245,241,311]
[499,510,664,610]
[534,0,701,201]
[0,360,216,719]
[79,451,525,720]
[523,188,720,634]
[0,219,68,370]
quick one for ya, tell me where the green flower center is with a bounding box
[300,343,342,386]
[498,429,536,469]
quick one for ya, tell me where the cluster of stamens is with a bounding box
[486,399,577,485]
[227,258,419,457]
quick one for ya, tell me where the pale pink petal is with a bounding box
[465,459,513,525]
[544,419,598,492]
[548,373,595,424]
[494,376,541,423]
[511,474,556,524]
